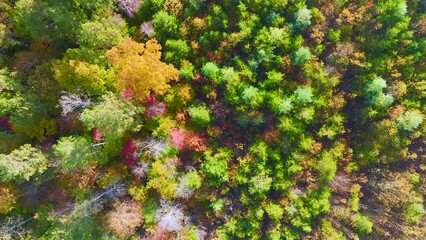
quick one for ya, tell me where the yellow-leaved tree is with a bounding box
[107,38,179,101]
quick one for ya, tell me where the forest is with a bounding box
[0,0,425,239]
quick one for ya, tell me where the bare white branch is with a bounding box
[131,162,150,179]
[118,0,142,18]
[140,21,155,38]
[136,137,170,159]
[156,200,185,232]
[58,91,91,116]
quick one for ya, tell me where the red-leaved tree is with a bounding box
[0,116,12,131]
[143,94,167,121]
[121,140,137,167]
[169,128,208,152]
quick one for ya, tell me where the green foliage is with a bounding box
[241,85,264,108]
[164,39,191,67]
[293,86,313,104]
[351,214,373,235]
[2,0,425,238]
[396,110,423,131]
[265,203,284,220]
[201,62,220,82]
[404,200,425,225]
[77,11,127,49]
[211,199,224,212]
[201,149,231,186]
[138,0,165,21]
[14,0,114,41]
[320,219,345,240]
[219,67,240,84]
[142,198,158,226]
[261,70,284,89]
[41,218,103,240]
[54,136,106,170]
[294,7,312,30]
[181,171,202,190]
[292,47,312,65]
[187,104,212,127]
[270,94,293,114]
[179,61,196,81]
[0,144,47,183]
[365,76,394,108]
[52,59,115,96]
[152,10,179,42]
[349,184,361,212]
[80,94,141,140]
[248,172,272,197]
[10,95,57,141]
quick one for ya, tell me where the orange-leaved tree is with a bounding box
[107,38,179,101]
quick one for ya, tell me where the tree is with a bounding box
[293,86,313,104]
[320,219,345,240]
[13,0,114,41]
[396,110,423,132]
[27,63,63,113]
[187,104,212,127]
[0,182,19,214]
[0,144,47,183]
[351,214,373,235]
[152,10,179,42]
[0,69,24,118]
[292,47,311,65]
[121,140,138,167]
[264,203,284,221]
[140,21,155,38]
[156,200,185,232]
[54,136,106,170]
[294,7,312,30]
[80,93,141,140]
[365,76,394,108]
[107,38,179,102]
[52,58,116,96]
[58,91,92,116]
[118,0,143,18]
[77,10,127,49]
[148,157,179,199]
[104,200,142,239]
[201,62,220,82]
[248,173,272,197]
[201,149,231,186]
[175,171,201,199]
[169,128,186,151]
[136,137,170,159]
[241,86,264,108]
[270,94,293,114]
[164,39,190,67]
[143,94,168,121]
[404,201,425,225]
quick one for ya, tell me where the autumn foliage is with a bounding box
[169,128,208,152]
[121,140,137,167]
[107,38,179,102]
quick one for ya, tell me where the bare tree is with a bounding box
[0,217,31,240]
[105,200,142,239]
[140,21,155,38]
[131,161,150,180]
[58,91,91,116]
[156,200,185,232]
[67,183,128,219]
[136,137,170,159]
[175,180,194,199]
[118,0,142,18]
[0,184,128,239]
